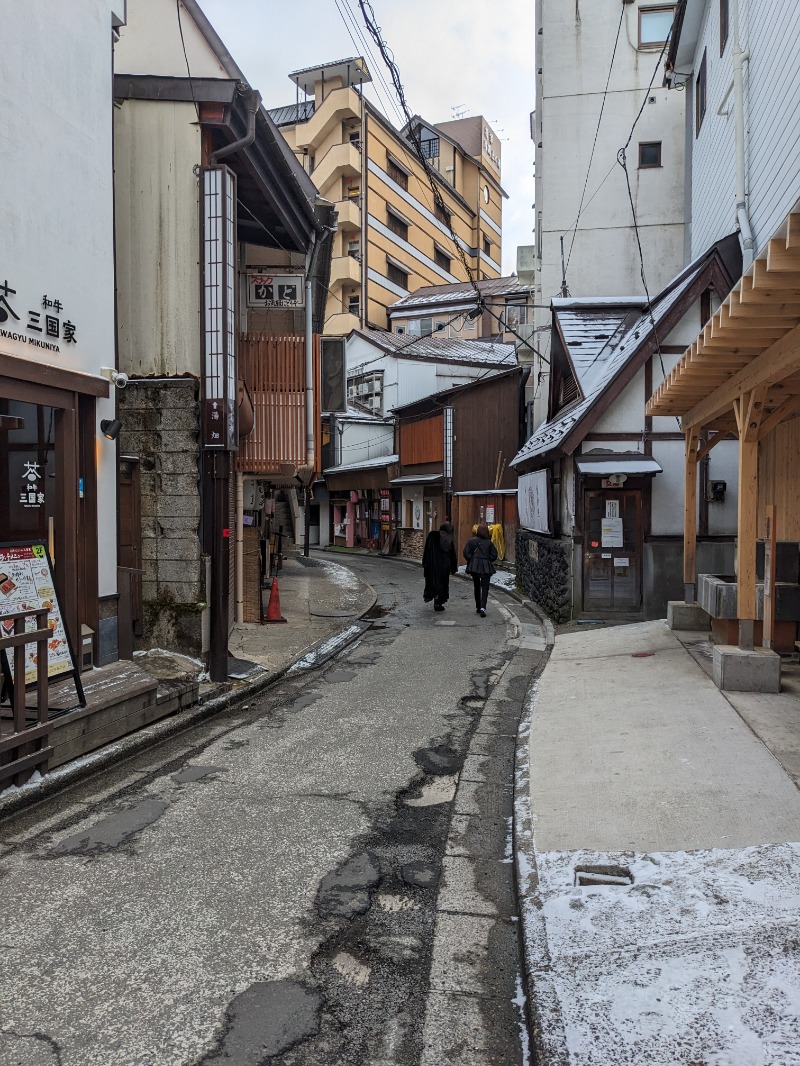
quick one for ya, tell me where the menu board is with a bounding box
[0,542,74,685]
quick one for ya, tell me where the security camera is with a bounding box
[115,372,128,389]
[99,366,128,388]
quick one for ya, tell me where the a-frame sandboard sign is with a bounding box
[0,541,86,711]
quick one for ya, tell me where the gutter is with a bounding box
[210,88,260,164]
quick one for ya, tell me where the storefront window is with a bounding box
[0,399,56,542]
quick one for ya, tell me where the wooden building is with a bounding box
[392,368,527,560]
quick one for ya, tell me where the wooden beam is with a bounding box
[786,213,800,252]
[756,392,800,439]
[762,505,777,650]
[696,432,734,461]
[736,410,759,643]
[684,428,700,596]
[683,320,800,428]
[766,239,800,273]
[752,258,800,291]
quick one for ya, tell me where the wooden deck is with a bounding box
[2,659,199,772]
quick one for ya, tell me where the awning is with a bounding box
[389,474,443,485]
[575,455,662,475]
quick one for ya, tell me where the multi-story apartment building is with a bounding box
[270,58,504,334]
[531,0,687,419]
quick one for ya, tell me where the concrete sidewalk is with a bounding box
[518,619,800,1065]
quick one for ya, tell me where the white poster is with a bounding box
[518,470,550,534]
[601,517,623,548]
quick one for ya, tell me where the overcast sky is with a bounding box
[198,0,535,275]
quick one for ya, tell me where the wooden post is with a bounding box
[734,390,763,650]
[763,504,777,649]
[684,428,700,602]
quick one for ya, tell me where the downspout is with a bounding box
[235,471,244,623]
[305,232,318,471]
[210,89,261,164]
[731,0,754,268]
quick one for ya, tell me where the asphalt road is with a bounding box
[0,556,546,1066]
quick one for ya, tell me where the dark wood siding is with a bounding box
[451,371,522,492]
[400,413,444,466]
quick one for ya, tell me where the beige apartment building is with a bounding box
[270,58,504,334]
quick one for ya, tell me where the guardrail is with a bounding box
[0,607,52,788]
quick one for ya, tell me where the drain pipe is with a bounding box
[211,88,261,164]
[235,471,244,623]
[731,0,754,268]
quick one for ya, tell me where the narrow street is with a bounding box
[0,557,547,1066]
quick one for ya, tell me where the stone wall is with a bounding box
[119,379,206,654]
[515,531,571,623]
[400,528,425,561]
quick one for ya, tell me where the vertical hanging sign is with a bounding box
[443,405,454,495]
[202,165,238,450]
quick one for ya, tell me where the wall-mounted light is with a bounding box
[100,418,122,441]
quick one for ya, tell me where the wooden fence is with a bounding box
[0,608,52,787]
[237,334,321,474]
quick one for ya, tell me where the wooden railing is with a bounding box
[237,334,321,475]
[0,608,52,788]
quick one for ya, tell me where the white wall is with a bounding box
[336,420,394,466]
[115,100,202,376]
[114,0,227,78]
[0,0,125,598]
[688,0,800,259]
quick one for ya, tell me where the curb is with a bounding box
[0,571,378,823]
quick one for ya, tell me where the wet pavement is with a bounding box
[0,555,546,1065]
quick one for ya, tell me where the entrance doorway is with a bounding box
[583,489,642,613]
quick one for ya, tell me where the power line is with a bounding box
[175,0,199,122]
[564,3,625,277]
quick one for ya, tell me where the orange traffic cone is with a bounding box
[262,577,288,624]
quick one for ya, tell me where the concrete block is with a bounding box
[667,601,710,631]
[712,644,781,693]
[698,574,738,618]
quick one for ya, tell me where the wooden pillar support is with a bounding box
[733,390,764,650]
[684,427,700,602]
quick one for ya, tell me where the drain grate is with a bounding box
[574,864,634,887]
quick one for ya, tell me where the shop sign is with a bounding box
[0,278,77,354]
[18,461,45,509]
[0,543,75,684]
[247,273,305,308]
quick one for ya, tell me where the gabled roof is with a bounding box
[348,328,516,368]
[387,276,533,314]
[268,100,315,127]
[511,235,741,470]
[392,366,525,418]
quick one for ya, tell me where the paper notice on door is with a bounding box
[614,557,630,567]
[605,499,620,519]
[601,517,623,547]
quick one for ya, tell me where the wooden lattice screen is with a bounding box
[237,334,321,474]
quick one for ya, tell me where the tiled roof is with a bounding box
[387,276,533,312]
[267,100,315,127]
[511,266,706,468]
[350,328,516,367]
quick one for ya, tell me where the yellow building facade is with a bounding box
[271,58,505,334]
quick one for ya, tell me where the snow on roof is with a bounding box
[511,265,704,468]
[350,329,516,367]
[323,453,398,475]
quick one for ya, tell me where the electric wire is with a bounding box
[564,3,625,276]
[176,0,199,122]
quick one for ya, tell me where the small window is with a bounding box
[347,239,360,258]
[387,209,409,242]
[347,183,360,202]
[434,247,451,272]
[696,49,707,135]
[348,294,360,317]
[434,201,448,225]
[387,261,409,290]
[348,130,362,149]
[387,157,409,191]
[639,5,675,47]
[719,0,729,54]
[638,141,662,168]
[482,234,492,257]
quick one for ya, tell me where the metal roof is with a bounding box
[349,328,516,367]
[268,100,315,127]
[389,474,443,485]
[575,455,663,475]
[323,453,398,475]
[511,263,709,468]
[388,276,533,314]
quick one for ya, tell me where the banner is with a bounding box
[518,469,551,534]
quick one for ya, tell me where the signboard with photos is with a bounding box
[0,542,83,701]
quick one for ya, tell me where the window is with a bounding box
[638,141,662,168]
[387,209,409,242]
[348,294,360,317]
[696,49,707,135]
[348,129,362,150]
[387,157,409,191]
[434,201,448,225]
[347,371,384,414]
[347,239,360,259]
[420,318,433,337]
[387,260,409,290]
[638,5,675,48]
[720,0,729,54]
[505,301,529,327]
[434,247,451,272]
[482,234,492,257]
[346,182,360,202]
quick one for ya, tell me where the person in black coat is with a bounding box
[422,521,458,612]
[463,523,498,617]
